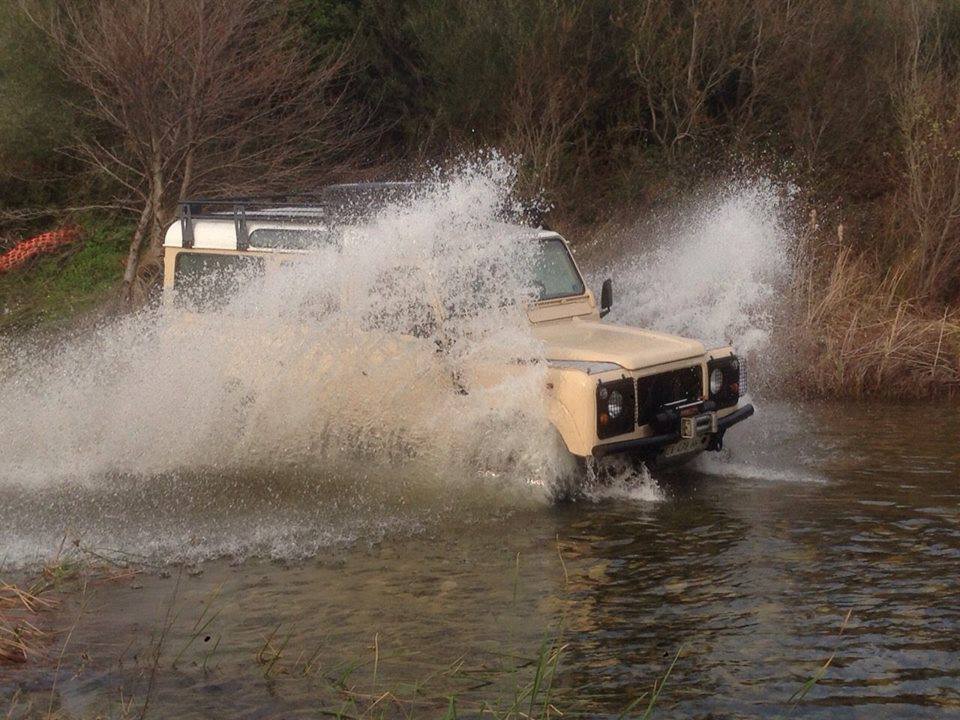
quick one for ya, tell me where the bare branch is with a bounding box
[25,0,367,300]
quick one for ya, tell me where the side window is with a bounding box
[249,228,337,250]
[173,252,265,311]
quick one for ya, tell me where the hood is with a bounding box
[533,318,706,370]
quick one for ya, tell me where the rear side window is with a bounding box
[249,228,337,250]
[173,252,265,311]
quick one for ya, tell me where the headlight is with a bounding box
[707,355,741,407]
[596,379,635,439]
[709,368,724,395]
[608,390,623,419]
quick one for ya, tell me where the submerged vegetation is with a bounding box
[1,0,959,396]
[3,542,853,720]
[1,543,679,719]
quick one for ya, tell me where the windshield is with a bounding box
[533,238,585,300]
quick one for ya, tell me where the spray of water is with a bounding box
[581,458,665,502]
[586,177,794,358]
[0,167,798,566]
[0,158,579,566]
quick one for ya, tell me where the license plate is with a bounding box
[663,435,703,458]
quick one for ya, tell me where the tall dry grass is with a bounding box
[790,223,960,399]
[1,547,139,669]
[0,579,52,664]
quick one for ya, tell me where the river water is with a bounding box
[3,400,959,719]
[2,165,958,717]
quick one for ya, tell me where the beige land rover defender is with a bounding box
[162,184,753,468]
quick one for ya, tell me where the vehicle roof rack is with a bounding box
[178,182,424,249]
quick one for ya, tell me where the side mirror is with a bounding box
[599,278,613,318]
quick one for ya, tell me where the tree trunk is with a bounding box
[121,154,166,303]
[121,197,154,302]
[137,157,168,297]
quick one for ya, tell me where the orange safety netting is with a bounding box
[0,226,81,274]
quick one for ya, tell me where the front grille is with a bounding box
[637,366,703,426]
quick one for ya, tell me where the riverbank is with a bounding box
[791,240,960,399]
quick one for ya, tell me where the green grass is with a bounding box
[0,214,131,332]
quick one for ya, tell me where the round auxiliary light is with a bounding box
[709,368,724,395]
[607,390,624,419]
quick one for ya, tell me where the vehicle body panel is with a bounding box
[534,318,706,370]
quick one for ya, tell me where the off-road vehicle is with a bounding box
[162,184,753,468]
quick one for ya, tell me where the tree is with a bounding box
[0,4,75,230]
[893,0,960,304]
[23,0,361,300]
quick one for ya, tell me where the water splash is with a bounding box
[0,158,577,566]
[579,177,797,486]
[581,458,665,502]
[586,177,794,358]
[0,170,800,566]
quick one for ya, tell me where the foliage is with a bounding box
[283,0,960,281]
[0,215,131,332]
[0,4,76,214]
[18,0,361,301]
[1,0,960,394]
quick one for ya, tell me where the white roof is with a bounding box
[164,215,561,251]
[163,217,331,250]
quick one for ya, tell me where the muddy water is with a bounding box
[3,400,958,719]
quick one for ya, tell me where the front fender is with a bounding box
[545,367,597,457]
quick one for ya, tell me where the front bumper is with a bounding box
[592,403,755,459]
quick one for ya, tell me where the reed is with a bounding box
[171,582,223,670]
[0,578,54,664]
[0,548,140,669]
[789,231,960,399]
[789,609,853,711]
[0,612,44,665]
